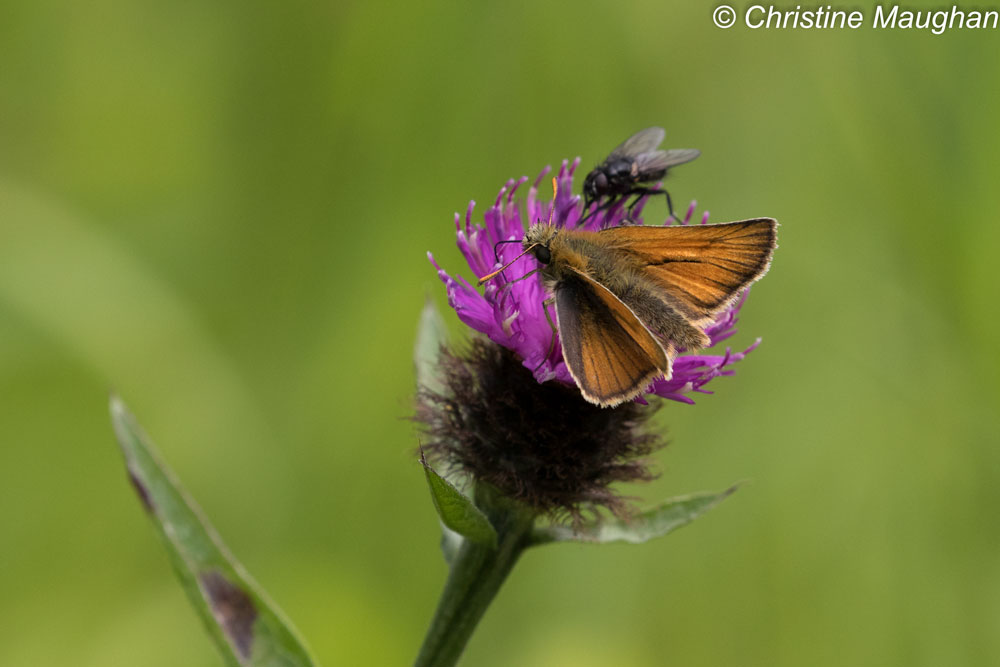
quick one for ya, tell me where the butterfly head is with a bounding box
[523,224,558,264]
[476,180,562,286]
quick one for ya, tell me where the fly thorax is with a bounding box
[605,159,634,183]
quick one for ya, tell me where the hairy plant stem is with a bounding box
[413,486,536,667]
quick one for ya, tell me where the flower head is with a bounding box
[428,159,762,406]
[417,340,661,519]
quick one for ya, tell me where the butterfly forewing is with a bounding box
[555,266,670,407]
[599,218,777,321]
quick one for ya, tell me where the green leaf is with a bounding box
[438,524,464,565]
[110,395,318,667]
[530,485,741,546]
[414,298,449,395]
[421,456,497,549]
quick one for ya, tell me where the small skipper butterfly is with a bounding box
[480,179,777,408]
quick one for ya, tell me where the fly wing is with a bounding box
[598,218,778,324]
[555,266,671,408]
[606,127,666,161]
[633,148,701,174]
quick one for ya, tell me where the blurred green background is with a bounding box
[2,1,998,665]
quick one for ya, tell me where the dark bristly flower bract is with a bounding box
[416,340,661,519]
[420,158,766,518]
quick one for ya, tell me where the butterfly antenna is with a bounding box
[493,238,522,263]
[478,244,539,285]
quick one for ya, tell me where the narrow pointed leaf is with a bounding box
[414,298,449,395]
[110,395,317,667]
[421,457,497,549]
[530,485,741,546]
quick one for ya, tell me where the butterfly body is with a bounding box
[521,218,777,407]
[525,224,710,352]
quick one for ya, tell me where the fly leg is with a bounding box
[578,196,623,226]
[626,188,678,223]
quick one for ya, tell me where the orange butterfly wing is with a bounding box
[555,266,671,408]
[599,218,777,324]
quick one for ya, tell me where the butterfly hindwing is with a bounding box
[555,266,671,407]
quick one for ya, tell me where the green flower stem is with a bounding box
[414,488,536,667]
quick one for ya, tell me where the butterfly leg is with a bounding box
[496,268,541,313]
[506,268,540,285]
[532,297,558,373]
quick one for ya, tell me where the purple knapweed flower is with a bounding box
[428,158,761,407]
